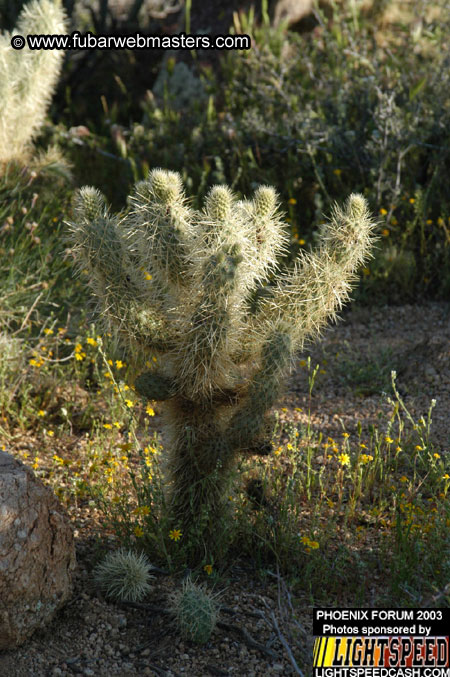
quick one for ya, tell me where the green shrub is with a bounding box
[103,1,449,302]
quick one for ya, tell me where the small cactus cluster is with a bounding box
[93,549,154,602]
[0,0,66,163]
[68,169,376,554]
[169,577,219,644]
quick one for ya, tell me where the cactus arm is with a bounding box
[67,187,175,352]
[320,193,377,273]
[238,185,289,282]
[253,193,377,352]
[171,186,250,399]
[68,187,142,301]
[227,330,291,450]
[127,169,194,293]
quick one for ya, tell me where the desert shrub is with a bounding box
[101,1,449,302]
[221,1,450,300]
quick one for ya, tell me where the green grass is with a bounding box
[334,344,397,396]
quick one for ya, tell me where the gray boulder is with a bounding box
[0,451,76,649]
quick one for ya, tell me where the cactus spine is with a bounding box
[0,0,67,163]
[68,170,376,555]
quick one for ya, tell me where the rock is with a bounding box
[273,0,313,27]
[0,451,76,649]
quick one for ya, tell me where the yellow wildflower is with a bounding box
[132,506,150,516]
[338,453,350,466]
[134,526,144,538]
[204,564,213,575]
[169,529,182,542]
[146,405,155,416]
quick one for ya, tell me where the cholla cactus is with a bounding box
[0,0,67,163]
[68,169,376,552]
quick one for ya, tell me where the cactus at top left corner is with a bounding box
[0,0,67,163]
